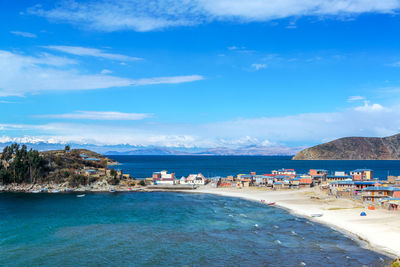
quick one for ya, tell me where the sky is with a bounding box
[1,0,400,149]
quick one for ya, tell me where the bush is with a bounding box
[68,174,87,187]
[88,176,98,184]
[139,180,146,186]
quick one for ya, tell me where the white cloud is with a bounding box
[10,31,37,38]
[43,46,142,61]
[2,103,400,148]
[36,111,153,120]
[100,69,112,74]
[251,63,267,70]
[347,95,365,101]
[28,0,400,32]
[0,50,204,97]
[354,101,385,112]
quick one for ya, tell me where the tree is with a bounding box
[64,145,70,152]
[0,144,47,185]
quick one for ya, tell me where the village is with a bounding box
[3,148,400,212]
[141,168,400,211]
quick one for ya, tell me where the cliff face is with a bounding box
[293,134,400,160]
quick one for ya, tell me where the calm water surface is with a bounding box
[108,155,400,179]
[0,192,392,266]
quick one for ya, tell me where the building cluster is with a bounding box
[145,171,208,186]
[324,169,400,211]
[199,167,400,211]
[212,169,317,189]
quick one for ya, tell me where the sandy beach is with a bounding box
[193,187,400,258]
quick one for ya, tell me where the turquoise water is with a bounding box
[0,192,392,266]
[108,155,400,179]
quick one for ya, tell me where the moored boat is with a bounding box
[311,214,323,217]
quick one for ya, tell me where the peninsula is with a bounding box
[0,144,144,192]
[293,133,400,160]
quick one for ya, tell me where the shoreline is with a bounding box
[2,185,399,259]
[186,187,400,259]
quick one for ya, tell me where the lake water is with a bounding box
[107,155,400,179]
[1,156,398,266]
[0,192,392,266]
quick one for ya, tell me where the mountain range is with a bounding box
[0,141,302,156]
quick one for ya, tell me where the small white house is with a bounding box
[181,173,207,185]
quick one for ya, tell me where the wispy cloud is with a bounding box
[43,46,142,61]
[100,69,112,74]
[347,95,365,101]
[133,75,204,86]
[10,31,37,38]
[251,63,267,70]
[28,0,400,32]
[36,111,153,120]
[0,50,204,97]
[387,61,400,67]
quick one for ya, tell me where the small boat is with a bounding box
[51,190,60,193]
[311,214,323,217]
[360,211,367,216]
[109,189,116,193]
[31,190,40,193]
[77,194,85,198]
[266,202,276,205]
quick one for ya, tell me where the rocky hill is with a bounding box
[293,134,400,160]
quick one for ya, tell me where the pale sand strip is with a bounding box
[192,187,400,257]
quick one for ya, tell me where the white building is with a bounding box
[180,173,207,185]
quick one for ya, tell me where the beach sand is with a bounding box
[193,187,400,258]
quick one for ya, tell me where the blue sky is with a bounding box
[2,0,400,149]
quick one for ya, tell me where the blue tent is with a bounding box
[360,212,367,216]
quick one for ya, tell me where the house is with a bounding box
[361,186,400,203]
[273,182,283,190]
[85,157,100,161]
[329,180,355,191]
[309,169,328,176]
[272,169,296,177]
[387,176,400,183]
[350,169,373,180]
[290,178,300,187]
[381,198,400,211]
[354,181,379,192]
[299,175,313,188]
[181,173,207,185]
[145,178,154,185]
[218,176,235,187]
[326,175,353,183]
[84,169,98,176]
[153,170,175,185]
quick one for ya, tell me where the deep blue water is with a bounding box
[108,155,400,179]
[0,192,392,266]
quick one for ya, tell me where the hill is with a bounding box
[293,134,400,160]
[0,144,120,187]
